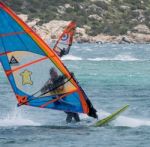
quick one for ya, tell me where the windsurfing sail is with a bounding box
[53,21,76,57]
[0,2,91,115]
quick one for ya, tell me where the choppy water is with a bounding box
[1,43,150,147]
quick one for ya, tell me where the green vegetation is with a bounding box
[5,0,150,36]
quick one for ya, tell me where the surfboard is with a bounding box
[94,105,129,127]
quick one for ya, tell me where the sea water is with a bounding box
[0,43,150,147]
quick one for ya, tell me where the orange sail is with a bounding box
[53,21,76,57]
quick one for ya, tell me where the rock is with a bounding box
[17,13,150,44]
[87,4,104,16]
[64,4,72,9]
[132,24,150,34]
[90,0,111,5]
[57,6,65,14]
[92,34,116,43]
[92,0,109,10]
[18,14,28,22]
[40,20,69,40]
[27,18,40,28]
[129,33,150,43]
[75,27,89,42]
[88,14,102,21]
[118,36,132,44]
[120,5,130,11]
[76,37,90,43]
[132,9,145,22]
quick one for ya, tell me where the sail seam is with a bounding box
[40,92,73,108]
[0,31,26,37]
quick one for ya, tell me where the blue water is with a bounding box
[1,43,150,147]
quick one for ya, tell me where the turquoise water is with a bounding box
[1,43,150,147]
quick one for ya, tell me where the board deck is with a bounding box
[94,105,129,127]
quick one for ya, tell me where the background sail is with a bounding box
[0,2,89,114]
[53,21,76,57]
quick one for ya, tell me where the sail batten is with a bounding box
[0,31,26,37]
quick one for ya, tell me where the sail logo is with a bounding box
[9,56,19,65]
[61,34,69,41]
[20,70,33,85]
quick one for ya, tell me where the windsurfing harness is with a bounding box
[0,2,96,117]
[53,21,76,57]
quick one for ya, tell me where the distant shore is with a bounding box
[19,14,150,44]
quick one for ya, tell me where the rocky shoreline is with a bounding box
[19,14,150,44]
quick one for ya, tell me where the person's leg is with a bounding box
[66,112,72,123]
[73,113,80,122]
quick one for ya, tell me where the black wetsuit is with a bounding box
[41,75,65,94]
[41,74,80,123]
[65,112,80,123]
[59,46,71,57]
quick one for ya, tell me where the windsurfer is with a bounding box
[40,67,65,94]
[53,21,76,58]
[41,67,80,123]
[54,45,71,57]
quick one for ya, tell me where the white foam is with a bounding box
[88,54,139,61]
[97,110,150,128]
[61,55,82,61]
[114,54,139,61]
[88,57,113,61]
[84,48,92,51]
[0,109,40,127]
[113,116,150,127]
[1,107,150,128]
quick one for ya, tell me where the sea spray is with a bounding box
[0,107,40,127]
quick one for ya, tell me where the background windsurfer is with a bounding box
[53,21,76,58]
[54,45,71,57]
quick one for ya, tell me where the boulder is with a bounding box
[132,24,150,34]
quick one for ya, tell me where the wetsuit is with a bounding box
[59,45,71,57]
[65,112,80,123]
[41,75,65,94]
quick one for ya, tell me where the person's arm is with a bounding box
[41,80,52,93]
[62,45,71,55]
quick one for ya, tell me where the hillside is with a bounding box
[4,0,150,43]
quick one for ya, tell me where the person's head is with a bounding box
[49,67,58,79]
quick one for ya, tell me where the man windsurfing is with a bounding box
[53,21,76,58]
[54,44,71,57]
[41,67,98,123]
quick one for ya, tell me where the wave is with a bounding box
[0,109,40,127]
[61,54,140,61]
[83,48,93,51]
[88,54,139,61]
[62,55,82,61]
[113,116,150,127]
